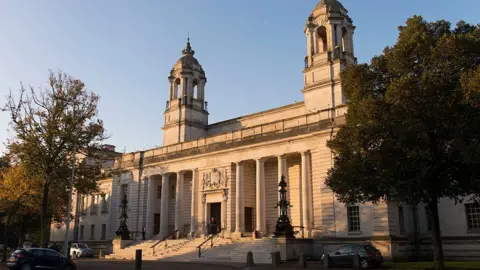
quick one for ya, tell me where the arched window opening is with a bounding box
[174,78,181,98]
[316,26,328,53]
[342,27,349,53]
[193,80,198,99]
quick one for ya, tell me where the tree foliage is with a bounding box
[326,17,480,269]
[2,71,109,244]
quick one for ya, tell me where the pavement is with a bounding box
[1,259,386,270]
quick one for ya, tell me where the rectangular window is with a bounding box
[101,194,109,214]
[80,225,84,240]
[347,205,361,232]
[170,184,176,200]
[90,225,95,240]
[398,206,405,234]
[121,184,128,200]
[90,195,98,215]
[101,224,106,240]
[157,185,162,199]
[80,195,87,215]
[425,206,432,231]
[465,203,480,230]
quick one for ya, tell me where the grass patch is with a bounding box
[384,261,480,269]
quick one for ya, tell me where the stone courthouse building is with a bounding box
[51,0,480,262]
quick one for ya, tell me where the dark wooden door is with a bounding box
[154,213,160,235]
[210,203,222,228]
[244,207,253,232]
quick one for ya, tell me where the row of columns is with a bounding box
[145,170,198,239]
[234,151,312,238]
[144,150,312,240]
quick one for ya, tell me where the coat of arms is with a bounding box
[202,168,228,190]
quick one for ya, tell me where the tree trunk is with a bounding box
[429,200,445,270]
[40,180,50,246]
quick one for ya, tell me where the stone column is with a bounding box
[255,159,266,236]
[175,172,184,237]
[159,173,170,238]
[234,161,244,238]
[301,151,311,238]
[188,169,198,239]
[277,155,287,213]
[145,177,156,239]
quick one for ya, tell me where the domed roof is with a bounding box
[314,0,344,12]
[173,38,204,73]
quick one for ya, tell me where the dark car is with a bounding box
[7,248,76,270]
[321,244,383,269]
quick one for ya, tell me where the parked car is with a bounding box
[69,243,93,258]
[7,248,76,270]
[321,244,383,269]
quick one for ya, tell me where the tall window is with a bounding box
[80,225,84,240]
[465,203,480,230]
[170,184,176,200]
[101,224,107,240]
[347,205,361,232]
[398,206,405,234]
[121,184,128,200]
[80,195,87,215]
[90,195,98,215]
[101,194,109,214]
[90,225,95,240]
[157,185,162,199]
[425,206,432,231]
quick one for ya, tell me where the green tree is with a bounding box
[325,17,480,270]
[2,71,108,244]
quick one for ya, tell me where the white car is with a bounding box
[70,243,93,258]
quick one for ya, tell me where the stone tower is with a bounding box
[163,39,208,146]
[302,0,356,113]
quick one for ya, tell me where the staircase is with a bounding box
[106,236,278,264]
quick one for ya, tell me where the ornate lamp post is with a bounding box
[116,194,130,240]
[273,175,295,239]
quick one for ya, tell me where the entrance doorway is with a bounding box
[245,207,253,232]
[209,202,222,228]
[154,213,160,235]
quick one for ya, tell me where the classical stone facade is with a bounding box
[50,0,480,261]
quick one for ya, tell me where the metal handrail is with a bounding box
[293,226,305,238]
[196,227,225,258]
[150,230,179,256]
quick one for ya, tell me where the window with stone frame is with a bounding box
[80,195,87,215]
[90,195,98,215]
[465,202,480,231]
[157,185,162,199]
[170,184,176,200]
[347,205,361,232]
[90,224,95,240]
[101,194,109,214]
[398,205,406,234]
[79,225,84,240]
[425,206,432,231]
[101,224,106,240]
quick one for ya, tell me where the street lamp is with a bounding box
[63,102,79,257]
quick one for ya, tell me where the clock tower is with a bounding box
[162,39,209,146]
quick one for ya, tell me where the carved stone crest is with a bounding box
[202,168,228,190]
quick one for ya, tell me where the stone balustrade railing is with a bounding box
[113,105,347,171]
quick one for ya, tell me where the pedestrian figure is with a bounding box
[210,217,217,235]
[142,227,146,240]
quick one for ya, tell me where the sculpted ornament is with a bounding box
[202,168,228,190]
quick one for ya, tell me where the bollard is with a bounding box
[353,254,361,269]
[246,251,254,267]
[135,249,142,270]
[299,252,307,268]
[322,254,331,269]
[98,249,103,258]
[270,251,281,266]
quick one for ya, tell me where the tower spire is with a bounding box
[182,35,194,55]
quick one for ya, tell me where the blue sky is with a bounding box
[0,0,478,153]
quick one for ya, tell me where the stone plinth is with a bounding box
[273,238,314,261]
[112,236,134,255]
